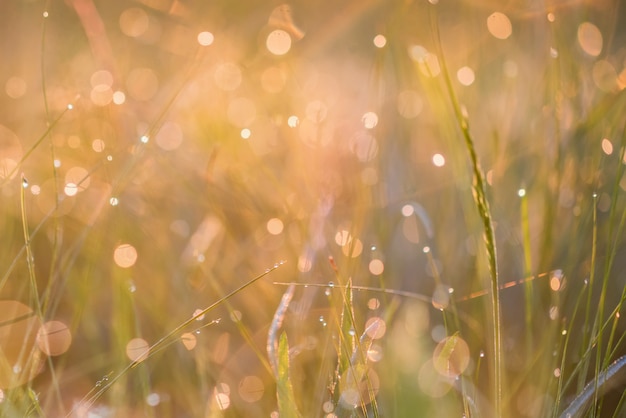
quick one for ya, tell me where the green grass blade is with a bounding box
[559,355,626,418]
[428,7,501,415]
[277,332,303,418]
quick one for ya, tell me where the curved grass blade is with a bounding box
[268,284,296,377]
[559,355,626,418]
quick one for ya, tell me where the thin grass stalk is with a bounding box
[553,274,591,416]
[0,108,70,187]
[428,7,502,416]
[561,291,626,397]
[20,174,66,414]
[602,128,626,364]
[578,194,598,392]
[520,189,535,355]
[331,272,380,418]
[68,262,284,416]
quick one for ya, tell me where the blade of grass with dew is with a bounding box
[276,332,303,418]
[559,355,626,418]
[428,7,502,415]
[206,273,273,376]
[268,283,296,377]
[329,263,380,417]
[560,291,626,404]
[68,262,284,417]
[338,278,356,377]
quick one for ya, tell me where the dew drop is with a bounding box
[109,197,119,206]
[140,135,149,143]
[146,392,161,406]
[328,281,334,288]
[479,350,485,358]
[22,177,28,188]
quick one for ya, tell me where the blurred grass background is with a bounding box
[1,0,626,416]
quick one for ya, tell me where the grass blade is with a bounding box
[276,332,303,418]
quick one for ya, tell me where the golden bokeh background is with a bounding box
[1,0,626,416]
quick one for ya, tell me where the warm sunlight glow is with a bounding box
[369,259,384,275]
[365,317,387,339]
[126,68,158,101]
[432,153,445,167]
[578,22,603,57]
[181,333,197,350]
[457,66,475,86]
[155,121,183,151]
[37,321,72,356]
[0,300,44,388]
[397,90,423,118]
[197,31,214,46]
[238,375,265,403]
[433,335,470,377]
[487,12,512,40]
[214,63,242,91]
[287,115,299,127]
[119,8,149,38]
[114,243,138,268]
[373,34,386,48]
[5,76,27,99]
[261,66,286,93]
[126,338,150,362]
[266,218,284,235]
[266,29,292,55]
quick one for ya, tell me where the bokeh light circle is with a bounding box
[114,243,138,268]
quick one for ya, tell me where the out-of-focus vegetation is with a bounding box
[1,0,626,416]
